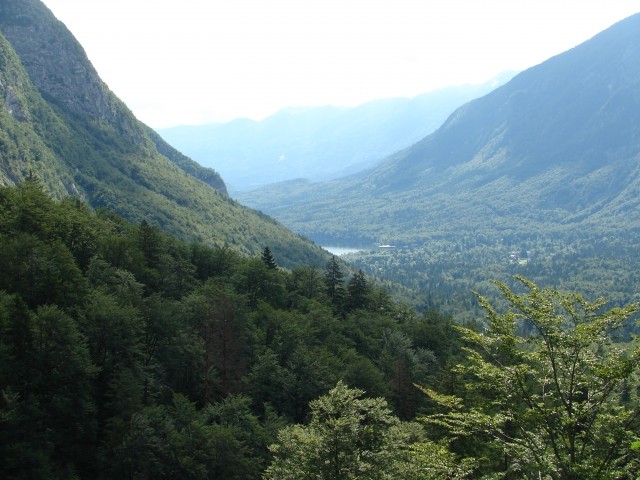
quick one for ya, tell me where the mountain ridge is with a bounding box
[158,73,514,191]
[0,0,328,268]
[238,12,640,245]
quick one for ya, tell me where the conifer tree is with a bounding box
[346,269,370,311]
[324,255,345,306]
[137,219,163,267]
[261,246,278,269]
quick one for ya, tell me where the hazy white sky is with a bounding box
[41,0,639,128]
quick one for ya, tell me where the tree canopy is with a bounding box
[422,276,640,479]
[2,183,639,478]
[265,381,473,480]
[0,182,463,478]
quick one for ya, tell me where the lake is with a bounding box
[323,246,364,256]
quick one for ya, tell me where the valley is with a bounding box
[2,2,640,478]
[238,11,640,315]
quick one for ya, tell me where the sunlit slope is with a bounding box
[0,0,327,267]
[239,13,640,245]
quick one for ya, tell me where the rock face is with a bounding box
[0,1,127,126]
[2,83,28,122]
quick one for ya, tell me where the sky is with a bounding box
[41,0,640,128]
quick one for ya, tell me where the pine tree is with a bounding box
[324,255,345,307]
[346,269,370,311]
[261,246,278,270]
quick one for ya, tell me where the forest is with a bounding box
[345,231,640,324]
[1,180,639,479]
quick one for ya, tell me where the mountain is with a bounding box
[0,0,327,268]
[238,13,640,246]
[157,74,514,192]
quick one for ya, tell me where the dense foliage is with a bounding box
[423,277,640,478]
[2,4,639,478]
[345,231,640,323]
[0,182,463,479]
[2,182,639,479]
[265,381,474,480]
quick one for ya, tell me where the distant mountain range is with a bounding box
[238,12,640,246]
[0,0,327,267]
[157,74,514,192]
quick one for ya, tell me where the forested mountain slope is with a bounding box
[158,74,513,191]
[239,13,640,245]
[0,181,466,478]
[2,181,639,479]
[0,0,327,267]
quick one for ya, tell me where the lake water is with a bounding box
[323,246,364,256]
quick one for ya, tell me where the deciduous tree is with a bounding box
[265,381,411,479]
[265,381,471,479]
[423,276,640,479]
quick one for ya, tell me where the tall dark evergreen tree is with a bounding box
[137,220,164,268]
[324,256,345,307]
[261,246,278,270]
[346,269,370,311]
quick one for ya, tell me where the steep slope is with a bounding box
[157,74,514,191]
[239,13,640,245]
[0,0,327,267]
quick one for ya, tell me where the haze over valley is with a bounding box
[158,73,515,191]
